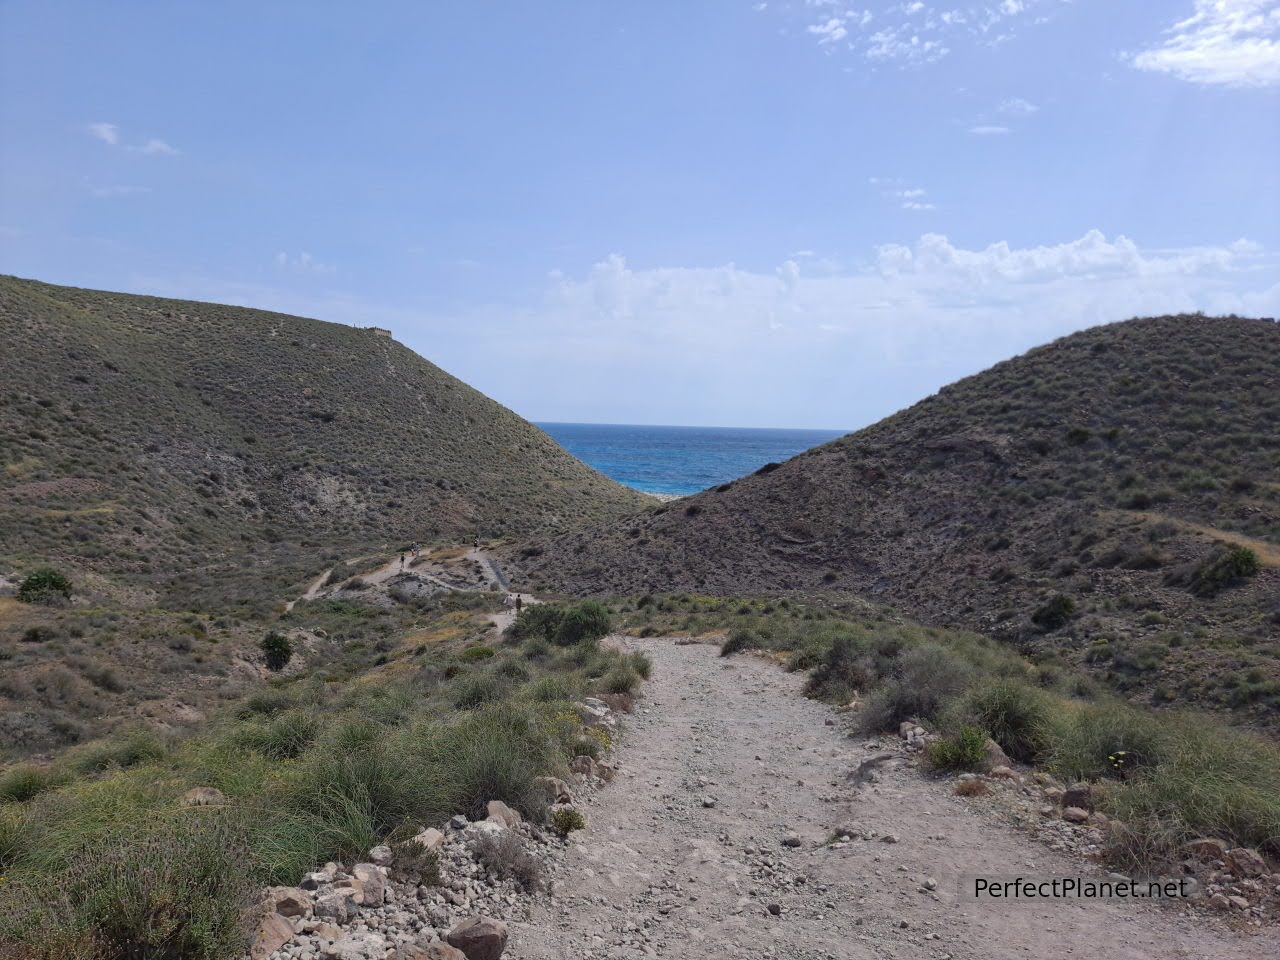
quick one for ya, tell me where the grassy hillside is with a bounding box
[0,275,647,755]
[509,315,1280,726]
[0,275,645,608]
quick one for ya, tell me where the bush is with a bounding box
[550,805,586,835]
[260,632,293,671]
[1031,594,1075,631]
[804,633,875,702]
[452,673,514,710]
[600,665,639,695]
[1174,544,1261,597]
[1050,701,1168,782]
[855,644,973,732]
[0,764,58,804]
[16,568,72,606]
[65,728,168,776]
[552,602,611,647]
[508,604,564,642]
[627,652,652,680]
[471,831,542,891]
[926,725,987,772]
[720,627,759,657]
[458,646,496,663]
[0,813,255,960]
[959,680,1059,764]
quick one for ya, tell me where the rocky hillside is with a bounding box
[510,315,1280,725]
[0,275,647,611]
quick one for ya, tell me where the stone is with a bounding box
[766,902,782,915]
[445,916,509,960]
[981,738,1011,772]
[701,796,717,808]
[1227,895,1251,911]
[485,800,522,829]
[1061,782,1092,811]
[898,721,916,739]
[262,885,313,919]
[1225,847,1267,877]
[781,833,802,848]
[392,945,468,960]
[449,814,470,831]
[569,755,598,778]
[369,843,394,866]
[314,890,358,923]
[1184,837,1229,860]
[595,759,619,782]
[300,862,340,890]
[1062,806,1090,824]
[988,766,1017,780]
[180,786,227,807]
[1208,893,1231,910]
[249,910,293,960]
[352,863,387,905]
[533,776,573,805]
[323,933,388,960]
[411,827,446,854]
[1043,786,1065,804]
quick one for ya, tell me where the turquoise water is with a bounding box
[536,422,846,496]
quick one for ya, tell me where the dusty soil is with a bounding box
[510,637,1272,960]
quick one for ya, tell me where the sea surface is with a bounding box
[536,422,846,497]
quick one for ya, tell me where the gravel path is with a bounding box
[510,637,1271,960]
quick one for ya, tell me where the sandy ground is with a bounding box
[509,637,1273,960]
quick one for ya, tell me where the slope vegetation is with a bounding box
[0,275,645,610]
[510,315,1280,724]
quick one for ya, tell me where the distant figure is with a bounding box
[515,595,523,613]
[474,536,480,549]
[399,553,406,570]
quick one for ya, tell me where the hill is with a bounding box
[0,275,646,610]
[508,315,1280,725]
[0,275,647,755]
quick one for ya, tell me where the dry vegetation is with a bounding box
[511,315,1280,727]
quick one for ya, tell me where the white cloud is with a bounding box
[274,251,334,275]
[90,184,152,198]
[870,178,937,210]
[998,96,1039,115]
[969,124,1010,135]
[808,17,849,45]
[1132,0,1280,87]
[87,122,119,145]
[135,138,179,156]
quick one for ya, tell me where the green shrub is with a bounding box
[1176,544,1261,597]
[627,652,652,680]
[1031,594,1075,631]
[720,627,759,657]
[260,631,293,671]
[926,725,987,772]
[17,568,72,606]
[458,646,496,662]
[452,673,513,710]
[552,602,611,647]
[522,675,582,703]
[959,679,1059,764]
[600,665,639,695]
[508,604,564,642]
[64,728,168,776]
[550,805,586,835]
[0,764,59,804]
[1050,701,1168,782]
[234,709,321,760]
[0,813,255,960]
[855,644,973,732]
[804,633,874,702]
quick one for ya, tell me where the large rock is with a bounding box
[322,933,389,960]
[485,800,522,829]
[533,776,573,805]
[314,890,358,923]
[569,755,598,778]
[249,910,293,960]
[1225,847,1267,877]
[352,862,387,905]
[981,738,1011,772]
[392,944,467,960]
[411,827,446,854]
[445,916,509,960]
[1062,806,1090,824]
[1061,782,1092,811]
[300,862,341,890]
[368,844,394,866]
[181,786,227,807]
[262,885,313,919]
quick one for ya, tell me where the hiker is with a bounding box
[399,553,405,570]
[515,595,523,613]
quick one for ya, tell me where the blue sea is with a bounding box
[536,422,846,497]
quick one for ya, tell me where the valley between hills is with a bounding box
[0,277,1277,959]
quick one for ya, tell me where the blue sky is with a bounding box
[2,1,1278,430]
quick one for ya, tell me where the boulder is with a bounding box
[300,862,341,890]
[1043,786,1065,804]
[575,702,614,729]
[181,786,227,807]
[411,827,446,854]
[368,844,394,866]
[981,738,1012,772]
[1061,782,1092,811]
[262,885,313,919]
[1184,837,1228,860]
[314,890,358,923]
[1062,806,1090,824]
[533,776,573,805]
[446,916,509,960]
[463,819,505,842]
[1225,847,1267,877]
[988,765,1017,780]
[392,944,467,960]
[569,755,598,778]
[594,759,618,782]
[485,800,522,829]
[322,933,388,960]
[352,863,387,905]
[898,721,916,739]
[249,910,294,960]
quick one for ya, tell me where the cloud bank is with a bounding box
[1132,0,1280,87]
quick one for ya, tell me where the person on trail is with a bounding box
[474,535,480,549]
[515,595,523,613]
[399,553,406,570]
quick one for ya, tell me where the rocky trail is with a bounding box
[507,637,1272,960]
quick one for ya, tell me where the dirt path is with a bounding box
[510,637,1270,960]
